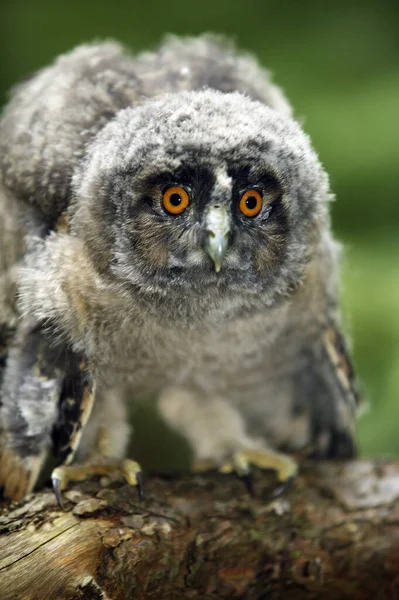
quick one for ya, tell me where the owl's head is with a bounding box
[72,90,330,311]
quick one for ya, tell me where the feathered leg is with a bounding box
[159,388,297,495]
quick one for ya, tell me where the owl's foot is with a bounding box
[193,448,297,497]
[51,458,143,508]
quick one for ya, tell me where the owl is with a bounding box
[0,35,359,504]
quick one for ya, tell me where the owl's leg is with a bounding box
[0,321,65,501]
[158,388,297,492]
[51,386,142,507]
[295,322,359,459]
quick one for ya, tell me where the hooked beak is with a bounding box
[204,206,230,273]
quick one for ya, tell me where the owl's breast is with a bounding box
[92,301,293,399]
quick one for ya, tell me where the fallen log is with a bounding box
[1,460,399,599]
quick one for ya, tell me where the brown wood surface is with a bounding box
[1,460,399,599]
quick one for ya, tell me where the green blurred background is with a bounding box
[0,0,398,459]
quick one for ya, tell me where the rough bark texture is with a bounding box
[1,460,399,599]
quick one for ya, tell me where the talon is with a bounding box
[51,472,65,508]
[240,472,255,497]
[136,471,144,501]
[270,474,295,499]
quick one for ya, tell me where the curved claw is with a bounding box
[51,472,64,508]
[270,473,296,499]
[233,450,297,498]
[240,472,256,497]
[136,470,144,502]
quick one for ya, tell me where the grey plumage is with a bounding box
[0,35,358,501]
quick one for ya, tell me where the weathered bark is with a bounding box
[1,461,399,599]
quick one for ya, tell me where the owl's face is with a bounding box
[73,90,329,310]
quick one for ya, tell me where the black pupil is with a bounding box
[245,196,258,210]
[169,193,182,206]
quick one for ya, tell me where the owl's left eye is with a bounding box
[239,189,263,217]
[162,186,190,215]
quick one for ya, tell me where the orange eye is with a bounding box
[239,189,263,217]
[162,186,190,215]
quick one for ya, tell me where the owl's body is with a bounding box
[0,36,358,501]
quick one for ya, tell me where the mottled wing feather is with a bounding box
[0,323,95,501]
[51,359,95,465]
[322,321,360,414]
[0,325,65,500]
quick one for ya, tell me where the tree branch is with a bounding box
[1,460,399,599]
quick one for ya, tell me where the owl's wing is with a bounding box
[0,43,140,224]
[304,318,360,459]
[0,321,92,501]
[0,323,63,500]
[51,358,95,467]
[322,320,360,413]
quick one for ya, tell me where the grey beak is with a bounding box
[204,206,230,273]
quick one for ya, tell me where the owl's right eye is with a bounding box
[162,186,190,215]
